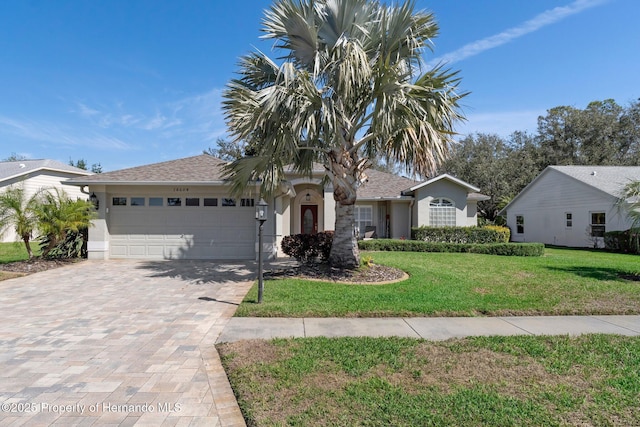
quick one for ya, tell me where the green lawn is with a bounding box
[0,242,32,264]
[218,334,640,426]
[236,247,640,317]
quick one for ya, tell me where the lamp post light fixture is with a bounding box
[255,198,268,303]
[89,192,99,210]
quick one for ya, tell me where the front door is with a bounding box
[301,205,318,234]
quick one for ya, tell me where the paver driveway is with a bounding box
[0,259,255,426]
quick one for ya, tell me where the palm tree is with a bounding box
[0,186,40,258]
[223,0,466,268]
[35,188,96,257]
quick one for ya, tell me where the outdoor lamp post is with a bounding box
[255,198,268,303]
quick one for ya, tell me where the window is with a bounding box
[185,197,200,206]
[516,215,524,234]
[204,198,218,207]
[112,197,127,206]
[149,197,163,207]
[354,205,373,237]
[429,198,456,227]
[131,197,145,207]
[591,212,606,237]
[241,198,255,207]
[167,197,181,207]
[222,198,236,207]
[565,212,572,228]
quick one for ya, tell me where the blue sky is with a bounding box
[1,0,638,171]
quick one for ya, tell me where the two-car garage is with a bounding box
[107,193,257,260]
[66,155,262,261]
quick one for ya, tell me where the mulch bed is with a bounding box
[0,258,81,274]
[266,262,406,284]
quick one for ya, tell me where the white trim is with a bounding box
[408,174,480,193]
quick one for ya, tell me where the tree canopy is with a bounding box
[438,98,640,223]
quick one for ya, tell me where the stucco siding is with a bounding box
[415,180,469,227]
[390,201,410,239]
[505,169,633,247]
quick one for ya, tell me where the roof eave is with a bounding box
[64,180,260,187]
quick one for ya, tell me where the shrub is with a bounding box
[39,228,88,259]
[411,226,510,244]
[358,239,544,256]
[281,231,334,262]
[604,229,640,254]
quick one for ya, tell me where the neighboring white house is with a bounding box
[65,155,489,260]
[500,166,640,247]
[0,159,92,243]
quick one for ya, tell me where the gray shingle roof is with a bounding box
[357,169,418,199]
[550,165,640,197]
[66,155,229,184]
[0,159,90,183]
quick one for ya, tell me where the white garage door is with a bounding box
[108,196,256,260]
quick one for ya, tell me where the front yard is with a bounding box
[236,247,640,317]
[219,334,640,426]
[223,247,640,426]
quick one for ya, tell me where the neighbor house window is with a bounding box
[591,212,606,237]
[149,197,163,207]
[222,198,236,207]
[354,205,373,237]
[429,198,456,227]
[167,197,181,207]
[112,197,127,206]
[131,197,145,207]
[565,212,572,228]
[204,198,218,207]
[185,197,200,206]
[241,198,255,207]
[516,215,524,234]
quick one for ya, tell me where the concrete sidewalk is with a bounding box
[216,315,640,343]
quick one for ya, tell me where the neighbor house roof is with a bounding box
[66,155,231,186]
[499,165,640,215]
[549,166,640,197]
[0,159,90,184]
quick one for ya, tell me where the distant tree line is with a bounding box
[437,99,640,222]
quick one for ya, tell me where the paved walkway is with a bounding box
[217,315,640,343]
[0,260,254,427]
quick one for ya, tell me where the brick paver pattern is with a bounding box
[0,259,254,426]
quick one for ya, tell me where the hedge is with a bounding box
[358,239,544,256]
[604,229,640,254]
[411,226,510,244]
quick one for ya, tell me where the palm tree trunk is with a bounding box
[22,237,33,259]
[330,201,360,268]
[327,148,362,269]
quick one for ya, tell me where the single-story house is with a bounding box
[499,165,640,247]
[66,155,489,260]
[0,159,92,243]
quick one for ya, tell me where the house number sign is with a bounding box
[173,187,189,192]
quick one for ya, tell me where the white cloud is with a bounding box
[0,114,134,151]
[428,0,609,67]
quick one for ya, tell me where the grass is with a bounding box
[0,242,32,281]
[236,247,640,317]
[0,241,32,263]
[218,334,640,426]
